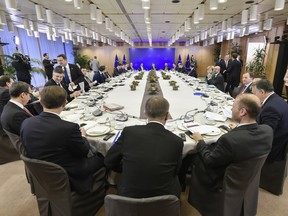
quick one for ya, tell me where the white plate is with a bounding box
[77,95,89,99]
[188,125,221,136]
[86,125,110,136]
[62,114,81,122]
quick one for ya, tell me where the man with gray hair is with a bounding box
[105,96,183,198]
[207,66,225,92]
[252,79,288,162]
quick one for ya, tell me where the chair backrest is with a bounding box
[222,154,268,216]
[20,154,72,216]
[104,194,180,216]
[260,141,288,195]
[3,129,25,155]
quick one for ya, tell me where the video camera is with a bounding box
[52,59,58,64]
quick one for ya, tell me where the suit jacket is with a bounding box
[42,59,54,79]
[56,64,84,89]
[44,79,74,102]
[232,82,253,98]
[207,73,225,92]
[0,88,10,136]
[113,68,120,77]
[257,93,288,162]
[1,101,31,135]
[195,123,273,189]
[105,122,184,198]
[226,59,242,87]
[0,87,10,114]
[93,71,105,84]
[20,112,104,193]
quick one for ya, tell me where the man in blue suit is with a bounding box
[252,79,288,162]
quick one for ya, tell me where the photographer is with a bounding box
[42,53,56,80]
[12,53,32,85]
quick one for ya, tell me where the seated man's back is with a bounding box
[105,96,183,198]
[20,86,104,193]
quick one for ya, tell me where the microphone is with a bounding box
[115,111,128,122]
[183,108,198,123]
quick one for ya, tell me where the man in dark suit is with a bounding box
[0,75,19,164]
[93,65,110,84]
[225,53,242,95]
[105,96,183,198]
[81,68,97,92]
[177,63,186,73]
[12,53,32,85]
[45,67,81,102]
[113,64,122,77]
[252,79,288,162]
[207,66,224,92]
[191,94,273,189]
[20,86,104,193]
[56,54,84,92]
[42,53,56,80]
[0,75,14,114]
[232,72,253,98]
[217,54,230,81]
[1,81,32,135]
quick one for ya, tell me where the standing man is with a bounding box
[56,54,84,92]
[12,53,31,85]
[1,81,32,135]
[207,66,225,92]
[225,53,242,95]
[42,53,56,80]
[90,56,100,72]
[105,96,183,198]
[232,72,254,98]
[190,94,273,190]
[21,86,104,193]
[45,67,81,102]
[252,79,288,162]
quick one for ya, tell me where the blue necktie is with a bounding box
[63,67,70,83]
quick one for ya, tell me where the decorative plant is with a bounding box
[245,47,266,76]
[74,54,90,68]
[230,42,242,56]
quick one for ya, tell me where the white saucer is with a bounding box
[86,125,110,136]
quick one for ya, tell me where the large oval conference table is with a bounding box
[61,70,234,158]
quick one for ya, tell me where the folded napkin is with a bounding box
[87,126,109,135]
[205,111,227,122]
[222,106,232,119]
[187,125,219,135]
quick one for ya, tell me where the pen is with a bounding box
[112,130,121,144]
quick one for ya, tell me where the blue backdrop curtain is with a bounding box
[0,26,74,87]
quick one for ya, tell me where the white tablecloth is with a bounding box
[61,71,234,157]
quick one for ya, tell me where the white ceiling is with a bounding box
[0,0,287,46]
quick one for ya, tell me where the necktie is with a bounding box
[23,107,33,116]
[63,67,70,83]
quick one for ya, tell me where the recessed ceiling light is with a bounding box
[172,0,180,3]
[165,21,170,23]
[162,31,166,33]
[245,1,254,4]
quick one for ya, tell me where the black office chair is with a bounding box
[21,154,106,216]
[188,154,268,216]
[260,142,288,195]
[104,194,180,216]
[0,131,20,164]
[3,129,26,155]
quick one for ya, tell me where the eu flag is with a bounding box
[123,54,126,65]
[185,54,190,70]
[114,54,119,68]
[177,54,182,64]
